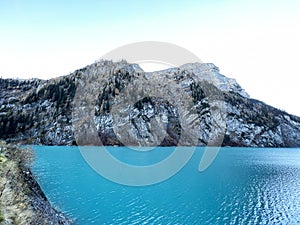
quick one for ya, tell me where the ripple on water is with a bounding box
[31,147,300,224]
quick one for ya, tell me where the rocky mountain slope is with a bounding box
[0,60,300,147]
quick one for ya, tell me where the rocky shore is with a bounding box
[0,141,72,225]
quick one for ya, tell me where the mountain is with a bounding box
[0,60,300,147]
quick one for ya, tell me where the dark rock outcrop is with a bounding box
[0,60,300,147]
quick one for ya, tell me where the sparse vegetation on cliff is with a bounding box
[0,141,72,225]
[0,61,300,147]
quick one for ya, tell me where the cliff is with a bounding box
[0,141,72,224]
[0,60,300,147]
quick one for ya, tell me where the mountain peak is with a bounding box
[0,60,299,147]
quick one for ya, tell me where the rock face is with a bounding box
[0,142,72,224]
[0,60,300,147]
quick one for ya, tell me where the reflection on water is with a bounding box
[31,147,300,224]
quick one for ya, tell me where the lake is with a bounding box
[31,146,300,224]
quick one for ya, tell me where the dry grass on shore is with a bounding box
[0,141,72,225]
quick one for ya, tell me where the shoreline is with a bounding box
[0,142,72,225]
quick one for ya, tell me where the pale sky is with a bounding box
[0,0,300,116]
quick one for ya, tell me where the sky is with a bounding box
[0,0,300,116]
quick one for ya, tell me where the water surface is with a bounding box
[31,147,300,224]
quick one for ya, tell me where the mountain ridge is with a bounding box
[1,60,300,147]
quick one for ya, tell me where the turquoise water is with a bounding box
[31,146,300,224]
